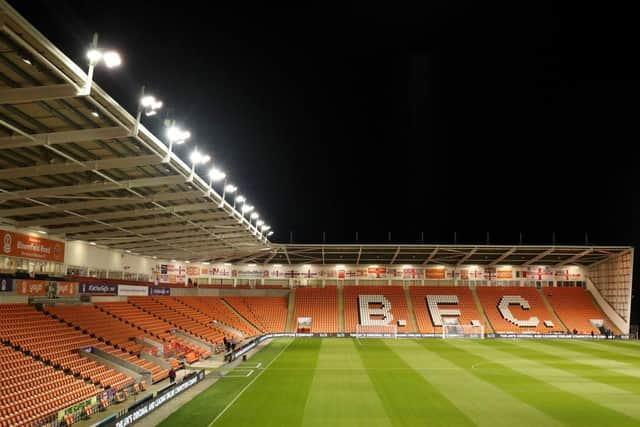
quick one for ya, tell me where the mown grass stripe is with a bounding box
[391,340,563,427]
[211,338,321,427]
[512,339,640,386]
[441,340,637,427]
[564,339,640,361]
[301,339,393,427]
[158,339,293,427]
[355,339,475,427]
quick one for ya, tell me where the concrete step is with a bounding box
[403,286,418,333]
[338,286,345,333]
[470,286,495,334]
[285,289,296,332]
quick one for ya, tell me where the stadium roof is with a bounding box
[0,0,270,261]
[246,244,632,267]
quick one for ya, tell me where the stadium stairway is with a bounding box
[286,289,296,332]
[403,287,419,333]
[470,287,495,334]
[338,286,345,333]
[537,288,569,333]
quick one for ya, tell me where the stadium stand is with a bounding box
[128,297,228,345]
[343,286,414,333]
[543,287,620,335]
[174,296,259,336]
[44,305,170,382]
[292,287,338,333]
[95,301,212,360]
[476,287,564,333]
[0,343,100,427]
[224,296,288,332]
[0,304,134,390]
[409,286,483,333]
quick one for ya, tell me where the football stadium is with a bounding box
[0,2,638,426]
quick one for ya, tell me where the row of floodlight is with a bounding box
[81,34,273,240]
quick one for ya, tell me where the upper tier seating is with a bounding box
[476,287,564,333]
[343,286,414,333]
[0,304,133,390]
[224,296,288,332]
[45,305,169,382]
[543,287,619,335]
[174,296,259,336]
[410,286,483,333]
[292,287,338,333]
[0,343,100,427]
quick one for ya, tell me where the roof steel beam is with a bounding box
[488,247,517,266]
[0,83,78,104]
[522,248,555,266]
[555,249,593,267]
[0,175,184,200]
[0,126,130,149]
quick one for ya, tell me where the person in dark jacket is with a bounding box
[168,368,176,384]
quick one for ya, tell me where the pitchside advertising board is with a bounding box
[0,275,13,292]
[118,284,148,296]
[79,283,118,295]
[1,230,65,263]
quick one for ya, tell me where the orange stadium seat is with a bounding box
[293,287,338,333]
[175,296,259,336]
[224,296,288,332]
[543,287,620,335]
[410,286,484,333]
[343,286,414,333]
[476,287,564,333]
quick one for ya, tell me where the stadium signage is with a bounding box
[148,287,171,296]
[0,230,65,263]
[15,279,46,295]
[58,396,97,421]
[113,370,205,427]
[79,282,118,295]
[117,284,148,296]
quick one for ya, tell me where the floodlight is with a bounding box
[236,195,246,203]
[209,168,226,182]
[256,220,264,226]
[140,95,156,107]
[224,184,237,193]
[190,149,210,165]
[267,231,274,236]
[86,49,102,64]
[102,51,122,68]
[167,126,190,144]
[250,212,259,219]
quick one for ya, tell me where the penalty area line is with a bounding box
[207,339,293,427]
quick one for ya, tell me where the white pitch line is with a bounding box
[207,339,293,427]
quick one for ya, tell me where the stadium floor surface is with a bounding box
[158,338,640,427]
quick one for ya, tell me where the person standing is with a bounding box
[168,367,176,384]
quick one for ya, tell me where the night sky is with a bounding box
[12,2,639,318]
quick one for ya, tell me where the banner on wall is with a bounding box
[149,287,170,296]
[524,267,555,281]
[367,267,386,278]
[554,270,583,280]
[0,276,13,292]
[186,266,199,276]
[496,269,513,279]
[1,230,65,263]
[56,281,77,296]
[425,268,446,279]
[118,284,148,296]
[79,282,118,295]
[15,280,46,295]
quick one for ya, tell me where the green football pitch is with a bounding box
[159,338,640,427]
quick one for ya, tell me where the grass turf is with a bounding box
[158,338,640,427]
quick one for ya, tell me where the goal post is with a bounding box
[355,324,398,339]
[442,323,485,339]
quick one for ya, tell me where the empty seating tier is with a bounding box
[476,287,564,333]
[173,296,259,337]
[343,286,414,333]
[410,287,483,333]
[0,304,133,391]
[543,287,619,335]
[292,287,338,333]
[0,343,100,427]
[224,296,288,332]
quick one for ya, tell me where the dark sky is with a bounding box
[12,2,639,317]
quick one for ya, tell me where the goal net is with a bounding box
[442,323,485,339]
[355,324,398,339]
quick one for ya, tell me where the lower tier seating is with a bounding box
[292,287,338,333]
[543,287,619,335]
[343,286,414,333]
[224,296,288,332]
[410,286,483,333]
